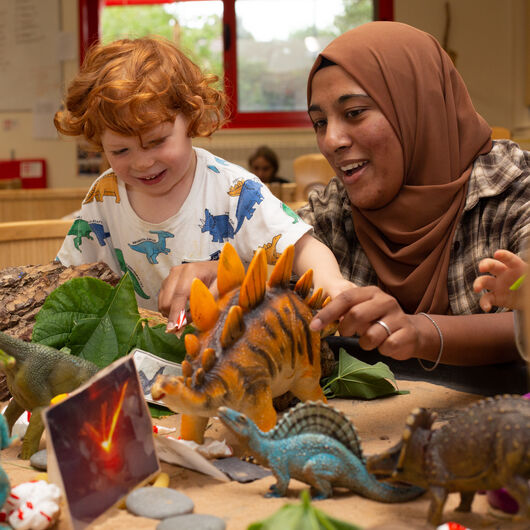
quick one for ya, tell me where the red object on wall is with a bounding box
[0,160,47,189]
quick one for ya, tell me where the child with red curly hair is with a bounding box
[55,37,352,329]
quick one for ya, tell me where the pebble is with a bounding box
[126,487,194,519]
[29,449,47,470]
[157,514,226,530]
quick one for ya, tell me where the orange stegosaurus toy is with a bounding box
[151,242,331,443]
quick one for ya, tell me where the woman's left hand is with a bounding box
[310,285,422,360]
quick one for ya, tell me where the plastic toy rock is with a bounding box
[218,401,424,502]
[0,413,16,509]
[151,242,335,444]
[366,395,530,526]
[0,330,99,459]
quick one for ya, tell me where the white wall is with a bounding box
[0,0,528,189]
[395,0,530,138]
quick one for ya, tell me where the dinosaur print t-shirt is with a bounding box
[57,147,312,310]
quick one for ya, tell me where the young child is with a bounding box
[473,249,528,358]
[55,37,351,329]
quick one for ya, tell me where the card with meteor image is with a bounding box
[43,354,160,530]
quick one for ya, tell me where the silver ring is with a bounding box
[375,320,392,337]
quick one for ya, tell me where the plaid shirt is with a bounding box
[297,140,530,315]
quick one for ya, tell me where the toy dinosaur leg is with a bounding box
[180,414,209,444]
[265,464,290,498]
[0,468,9,509]
[302,459,334,500]
[290,377,326,404]
[0,415,15,449]
[3,399,24,435]
[427,486,448,526]
[455,491,475,512]
[20,406,45,460]
[250,395,277,433]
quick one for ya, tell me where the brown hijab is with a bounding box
[307,22,492,314]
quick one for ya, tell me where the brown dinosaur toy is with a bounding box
[151,242,334,443]
[366,395,530,526]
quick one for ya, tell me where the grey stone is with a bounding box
[125,487,194,519]
[29,449,47,470]
[212,457,271,483]
[157,514,226,530]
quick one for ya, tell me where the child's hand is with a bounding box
[473,249,527,311]
[159,261,218,332]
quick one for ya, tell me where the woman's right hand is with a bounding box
[158,261,218,332]
[310,285,435,361]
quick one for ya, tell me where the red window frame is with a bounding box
[79,0,393,128]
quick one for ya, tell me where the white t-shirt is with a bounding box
[57,147,311,310]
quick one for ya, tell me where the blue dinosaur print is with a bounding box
[207,165,220,173]
[234,179,264,233]
[128,230,174,265]
[214,156,229,166]
[89,222,111,246]
[114,248,150,299]
[201,209,235,243]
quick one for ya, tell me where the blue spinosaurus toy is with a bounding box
[0,414,16,509]
[218,401,424,503]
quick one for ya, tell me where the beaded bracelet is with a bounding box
[417,312,444,372]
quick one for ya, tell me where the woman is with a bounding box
[248,145,289,184]
[297,21,530,369]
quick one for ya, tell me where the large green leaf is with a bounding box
[32,273,190,369]
[32,277,113,348]
[321,348,408,400]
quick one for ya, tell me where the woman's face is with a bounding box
[250,155,275,183]
[309,65,404,210]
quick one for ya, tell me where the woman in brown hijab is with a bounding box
[298,21,530,368]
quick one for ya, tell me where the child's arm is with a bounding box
[473,249,527,311]
[293,233,356,299]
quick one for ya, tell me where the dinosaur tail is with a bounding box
[358,474,424,503]
[0,331,44,363]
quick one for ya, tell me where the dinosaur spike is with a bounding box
[217,242,246,298]
[221,305,245,349]
[189,278,219,332]
[182,360,192,378]
[195,367,205,386]
[268,245,294,289]
[185,333,200,359]
[322,296,331,307]
[238,248,267,311]
[185,377,192,388]
[294,269,313,299]
[307,287,324,309]
[201,348,216,372]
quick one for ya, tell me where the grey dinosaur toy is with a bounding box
[0,330,99,459]
[217,400,424,502]
[366,395,530,526]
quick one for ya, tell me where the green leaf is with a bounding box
[134,323,194,364]
[149,403,174,418]
[32,277,114,348]
[32,273,189,369]
[247,490,362,530]
[321,348,408,400]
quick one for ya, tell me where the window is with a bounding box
[80,0,393,128]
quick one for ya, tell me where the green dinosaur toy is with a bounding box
[0,330,99,459]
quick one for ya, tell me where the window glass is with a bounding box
[101,2,224,81]
[235,0,372,112]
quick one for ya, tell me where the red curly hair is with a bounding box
[54,37,227,150]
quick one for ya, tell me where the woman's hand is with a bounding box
[310,285,427,360]
[158,261,218,331]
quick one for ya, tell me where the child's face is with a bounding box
[101,114,195,199]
